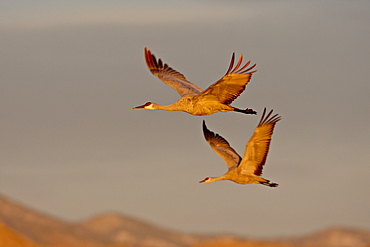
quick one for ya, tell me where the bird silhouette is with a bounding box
[200,108,280,187]
[133,48,257,116]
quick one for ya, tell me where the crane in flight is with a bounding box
[133,48,257,116]
[200,108,280,187]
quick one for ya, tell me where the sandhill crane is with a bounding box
[133,48,257,116]
[200,108,281,187]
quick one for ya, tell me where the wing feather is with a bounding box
[196,53,257,105]
[239,108,281,175]
[144,48,203,97]
[202,121,241,171]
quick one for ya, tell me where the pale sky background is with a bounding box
[1,0,369,239]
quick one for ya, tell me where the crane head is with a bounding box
[133,102,154,110]
[199,177,212,183]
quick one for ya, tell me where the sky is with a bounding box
[1,0,369,239]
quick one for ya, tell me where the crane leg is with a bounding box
[233,108,257,115]
[260,181,279,187]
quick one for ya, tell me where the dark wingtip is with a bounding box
[259,108,282,126]
[225,52,236,75]
[202,120,208,135]
[202,120,215,141]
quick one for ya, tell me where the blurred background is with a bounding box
[1,0,369,238]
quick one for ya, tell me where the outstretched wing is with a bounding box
[239,108,281,176]
[196,53,257,104]
[202,120,241,171]
[144,48,203,97]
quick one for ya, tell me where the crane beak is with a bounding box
[133,104,145,109]
[199,179,206,183]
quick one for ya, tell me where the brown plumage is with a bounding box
[200,108,281,187]
[133,48,257,116]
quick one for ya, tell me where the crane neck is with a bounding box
[208,175,228,183]
[150,102,183,111]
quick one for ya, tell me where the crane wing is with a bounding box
[144,48,203,97]
[239,108,281,176]
[202,120,241,171]
[196,53,257,104]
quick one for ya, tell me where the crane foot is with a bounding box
[234,108,257,115]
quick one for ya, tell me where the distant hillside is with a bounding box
[275,227,370,247]
[0,222,40,247]
[0,195,107,246]
[0,193,369,247]
[79,213,203,247]
[189,236,298,247]
[0,194,204,247]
